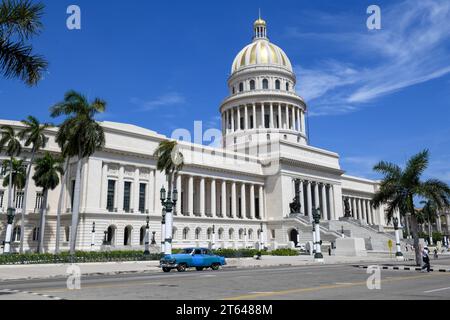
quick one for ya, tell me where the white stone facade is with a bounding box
[0,18,393,253]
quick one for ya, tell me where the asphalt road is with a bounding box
[1,263,450,300]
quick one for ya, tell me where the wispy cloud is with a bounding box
[131,92,186,111]
[291,0,450,116]
[341,156,380,179]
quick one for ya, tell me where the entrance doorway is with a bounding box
[289,229,299,247]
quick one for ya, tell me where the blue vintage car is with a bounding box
[160,248,227,272]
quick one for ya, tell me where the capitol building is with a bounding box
[1,18,420,254]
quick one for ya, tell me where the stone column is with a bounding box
[231,182,237,218]
[221,180,227,218]
[321,184,328,220]
[252,104,257,129]
[200,177,205,217]
[297,108,301,132]
[188,175,194,216]
[100,163,108,210]
[117,166,124,212]
[314,183,320,212]
[285,105,290,129]
[301,111,306,135]
[176,174,182,216]
[352,198,357,219]
[260,104,265,129]
[291,105,296,130]
[240,183,246,219]
[237,107,241,131]
[250,184,255,220]
[258,186,264,220]
[278,104,282,129]
[244,105,249,130]
[211,179,216,217]
[357,199,363,222]
[270,103,274,128]
[230,109,235,132]
[299,180,305,215]
[307,181,313,222]
[132,167,140,213]
[329,185,335,221]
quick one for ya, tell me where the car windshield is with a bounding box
[181,249,194,254]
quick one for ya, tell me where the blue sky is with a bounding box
[1,0,449,183]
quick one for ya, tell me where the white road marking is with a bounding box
[424,287,450,294]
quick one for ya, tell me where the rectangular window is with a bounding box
[123,181,132,212]
[139,183,146,213]
[0,166,6,176]
[0,190,4,208]
[107,180,116,212]
[15,191,24,209]
[70,180,75,210]
[250,116,254,129]
[240,117,244,130]
[35,192,44,210]
[255,198,260,219]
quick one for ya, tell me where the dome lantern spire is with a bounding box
[253,11,267,40]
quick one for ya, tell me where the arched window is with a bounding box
[239,82,244,92]
[250,80,256,90]
[172,228,177,240]
[207,228,212,240]
[183,227,189,240]
[32,227,40,242]
[195,227,202,240]
[286,82,290,91]
[229,228,234,240]
[262,79,269,89]
[275,80,281,90]
[139,226,145,245]
[107,226,116,245]
[12,226,21,242]
[248,229,254,240]
[124,226,132,246]
[239,229,244,240]
[218,228,224,240]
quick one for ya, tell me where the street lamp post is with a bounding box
[160,208,166,254]
[90,222,96,251]
[313,208,324,262]
[393,217,404,260]
[259,223,264,250]
[244,228,248,249]
[144,216,150,255]
[211,225,216,250]
[312,221,316,255]
[103,230,108,245]
[160,186,178,255]
[3,208,16,254]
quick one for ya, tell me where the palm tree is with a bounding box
[0,0,47,86]
[372,150,450,265]
[32,152,63,253]
[54,144,69,254]
[16,115,52,253]
[50,90,106,254]
[154,140,184,254]
[420,200,438,245]
[0,125,22,253]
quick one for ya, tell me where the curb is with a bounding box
[0,289,64,300]
[354,265,450,273]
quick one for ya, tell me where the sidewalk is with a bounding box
[0,253,404,281]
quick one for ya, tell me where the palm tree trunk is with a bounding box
[7,157,13,208]
[69,156,83,255]
[428,218,433,245]
[19,151,36,254]
[37,189,48,254]
[55,158,69,254]
[410,214,422,266]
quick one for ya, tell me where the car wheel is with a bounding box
[196,267,204,271]
[162,267,171,273]
[177,264,187,272]
[211,263,220,271]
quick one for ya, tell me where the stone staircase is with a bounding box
[287,214,342,244]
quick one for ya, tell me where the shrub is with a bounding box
[270,249,298,256]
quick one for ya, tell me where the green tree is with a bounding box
[16,115,51,253]
[50,90,106,254]
[0,125,23,252]
[32,152,63,253]
[372,150,450,266]
[0,0,47,85]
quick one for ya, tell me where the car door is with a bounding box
[191,249,204,267]
[201,249,215,267]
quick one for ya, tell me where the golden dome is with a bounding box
[231,40,293,74]
[254,18,266,26]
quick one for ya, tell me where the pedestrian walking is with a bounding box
[421,247,431,273]
[433,249,439,259]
